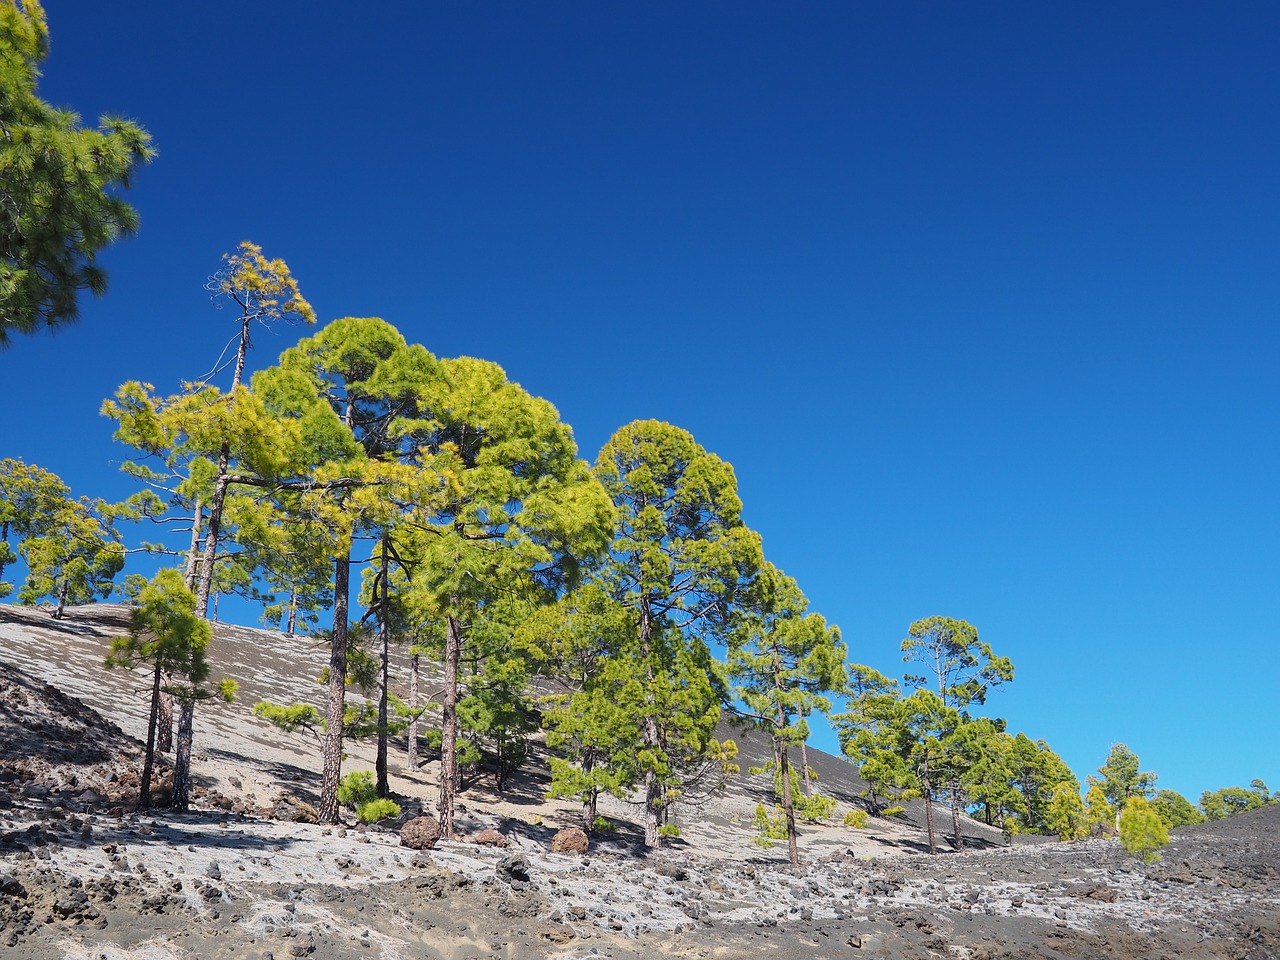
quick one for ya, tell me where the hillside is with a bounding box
[0,602,1277,959]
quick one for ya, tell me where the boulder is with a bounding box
[473,828,510,848]
[273,794,320,824]
[551,826,589,855]
[401,815,442,851]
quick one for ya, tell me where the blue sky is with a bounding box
[4,2,1278,803]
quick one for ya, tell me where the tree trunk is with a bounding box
[406,652,420,771]
[138,661,161,810]
[194,449,230,619]
[375,537,390,799]
[318,555,350,824]
[922,756,937,855]
[438,614,462,838]
[950,776,965,851]
[286,588,298,636]
[799,737,813,798]
[54,576,68,619]
[638,599,664,849]
[778,735,800,867]
[171,697,195,811]
[157,681,174,753]
[184,500,202,590]
[581,750,598,831]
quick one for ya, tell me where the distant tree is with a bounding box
[1044,782,1086,841]
[1083,783,1115,836]
[1090,743,1156,811]
[1199,784,1268,821]
[834,664,905,816]
[1119,796,1169,864]
[588,419,762,849]
[17,494,123,618]
[901,616,1014,850]
[1149,789,1203,829]
[104,569,234,809]
[0,457,69,597]
[0,0,154,345]
[1007,733,1078,834]
[728,561,845,865]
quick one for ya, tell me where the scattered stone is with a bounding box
[273,795,320,824]
[400,816,441,851]
[550,827,589,855]
[473,829,509,848]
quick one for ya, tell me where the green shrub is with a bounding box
[591,815,617,835]
[843,808,868,829]
[1120,796,1169,864]
[795,792,837,823]
[336,771,377,809]
[657,823,681,839]
[752,803,788,848]
[881,805,906,818]
[356,798,401,824]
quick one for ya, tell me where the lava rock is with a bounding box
[550,827,589,855]
[400,816,442,851]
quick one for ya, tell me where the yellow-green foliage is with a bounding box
[881,805,906,818]
[356,798,400,824]
[336,771,377,809]
[796,792,838,823]
[843,808,868,829]
[752,803,788,848]
[1046,782,1086,841]
[1119,796,1169,864]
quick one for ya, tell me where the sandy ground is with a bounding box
[1,603,1278,959]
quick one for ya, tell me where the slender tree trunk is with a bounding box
[638,599,665,849]
[438,613,462,838]
[195,448,231,618]
[922,756,937,855]
[54,576,68,619]
[581,749,599,831]
[171,698,194,811]
[406,652,420,771]
[318,555,350,824]
[138,661,162,810]
[286,588,298,636]
[184,500,203,589]
[157,682,174,753]
[0,519,8,585]
[799,737,813,798]
[778,735,800,867]
[375,536,390,799]
[950,776,965,851]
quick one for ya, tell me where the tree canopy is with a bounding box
[0,0,154,345]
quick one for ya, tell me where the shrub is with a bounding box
[881,805,906,818]
[795,792,838,823]
[752,803,788,848]
[843,808,868,829]
[1120,796,1169,864]
[657,823,681,839]
[591,815,617,835]
[356,798,401,824]
[336,771,377,809]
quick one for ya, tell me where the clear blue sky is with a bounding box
[4,1,1278,803]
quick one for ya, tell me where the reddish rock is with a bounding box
[272,794,320,824]
[473,828,509,848]
[401,815,442,850]
[550,826,589,855]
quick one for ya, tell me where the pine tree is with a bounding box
[590,420,762,849]
[729,561,844,865]
[1119,796,1169,864]
[0,0,155,344]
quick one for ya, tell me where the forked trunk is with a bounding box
[318,555,350,824]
